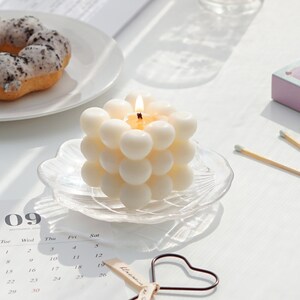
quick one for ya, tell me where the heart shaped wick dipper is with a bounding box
[151,253,219,292]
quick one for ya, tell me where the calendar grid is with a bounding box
[0,201,127,300]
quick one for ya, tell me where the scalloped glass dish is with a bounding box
[38,139,233,224]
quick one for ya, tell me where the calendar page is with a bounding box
[0,199,127,300]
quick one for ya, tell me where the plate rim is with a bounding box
[0,10,124,122]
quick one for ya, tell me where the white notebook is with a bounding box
[0,0,152,36]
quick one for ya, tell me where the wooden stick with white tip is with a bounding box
[234,145,300,177]
[279,130,300,149]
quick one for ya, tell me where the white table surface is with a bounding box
[1,0,300,299]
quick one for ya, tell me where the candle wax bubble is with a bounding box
[125,91,154,110]
[148,149,173,176]
[145,120,175,150]
[168,111,197,140]
[169,165,194,191]
[80,136,105,161]
[119,158,152,185]
[99,149,124,174]
[120,130,153,160]
[147,101,176,116]
[81,161,105,187]
[103,99,133,119]
[120,183,151,210]
[148,175,173,200]
[169,140,195,164]
[99,119,131,149]
[80,107,110,137]
[100,173,123,199]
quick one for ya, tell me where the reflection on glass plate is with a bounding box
[38,139,233,224]
[0,11,123,121]
[35,196,223,252]
[107,202,223,251]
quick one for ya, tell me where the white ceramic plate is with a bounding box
[0,11,124,121]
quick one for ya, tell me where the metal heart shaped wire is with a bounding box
[129,253,219,300]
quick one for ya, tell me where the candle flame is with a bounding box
[135,95,144,112]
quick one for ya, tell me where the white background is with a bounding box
[1,0,300,299]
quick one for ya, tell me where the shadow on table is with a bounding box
[121,0,262,89]
[109,202,223,255]
[261,101,300,134]
[24,189,223,278]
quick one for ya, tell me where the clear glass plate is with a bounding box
[34,196,223,252]
[38,139,234,224]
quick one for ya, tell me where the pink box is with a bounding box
[272,62,300,112]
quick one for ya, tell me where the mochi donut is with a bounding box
[0,16,71,101]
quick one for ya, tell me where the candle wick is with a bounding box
[137,112,143,119]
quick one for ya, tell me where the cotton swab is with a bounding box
[234,145,300,176]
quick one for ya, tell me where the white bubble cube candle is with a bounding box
[80,92,197,210]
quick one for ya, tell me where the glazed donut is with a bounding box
[0,16,71,101]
